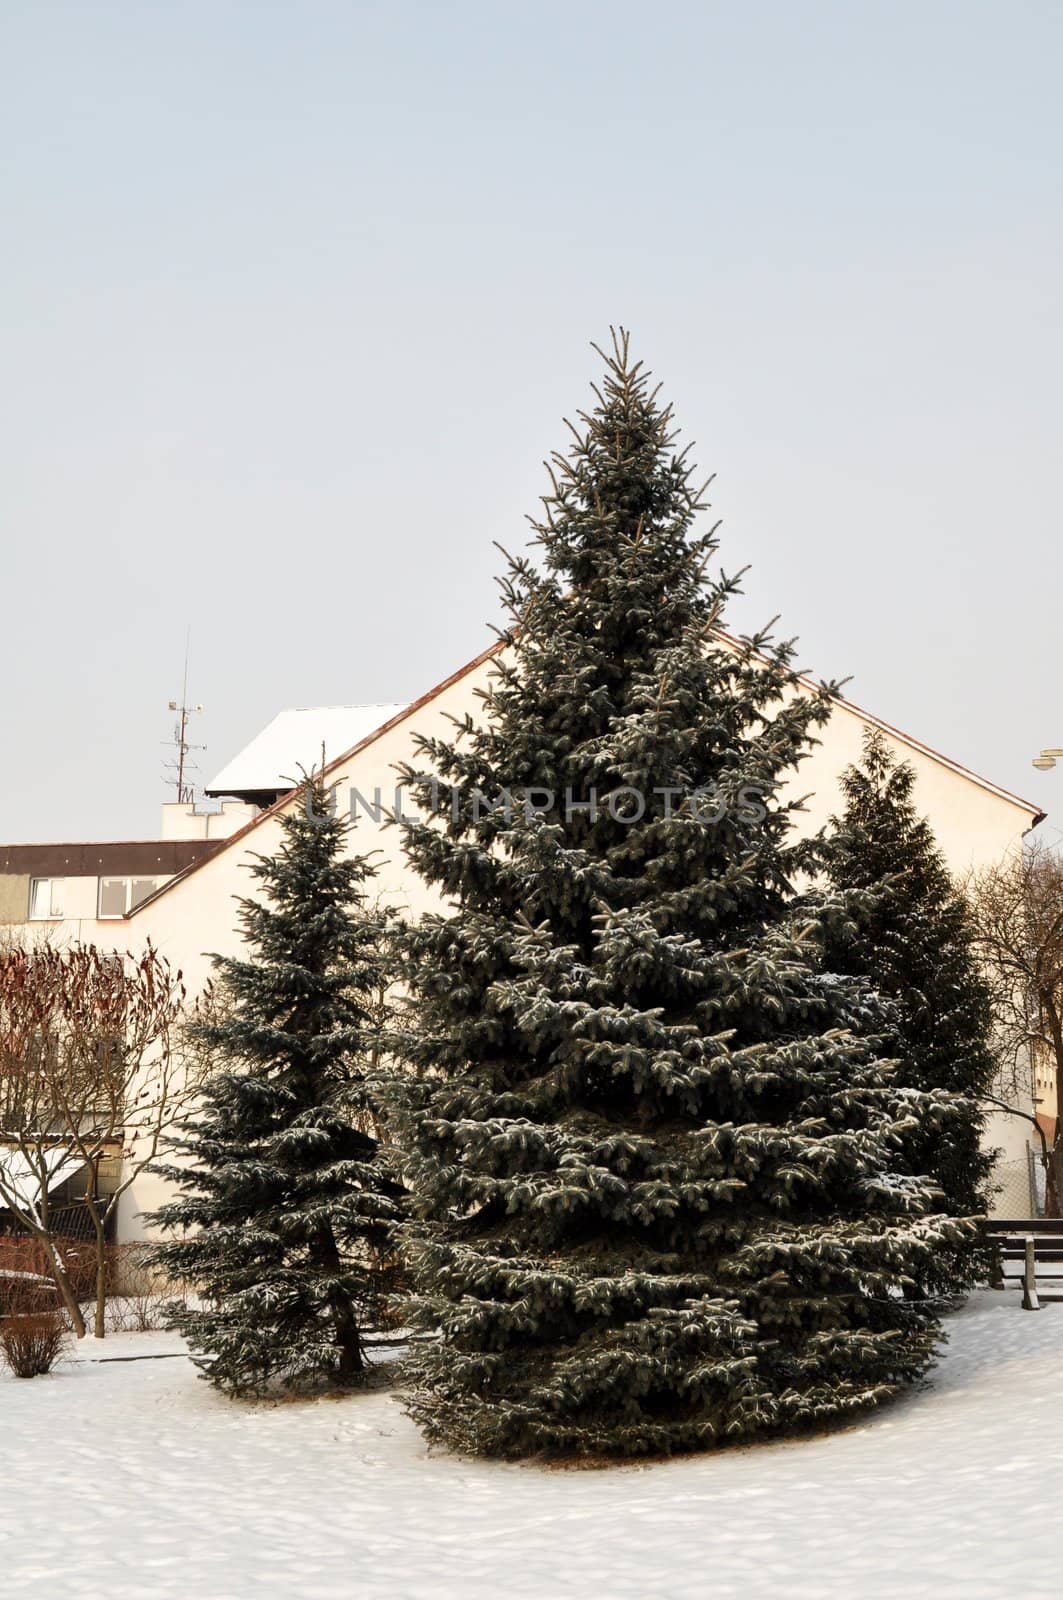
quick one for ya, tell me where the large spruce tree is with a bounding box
[824,729,996,1270]
[149,773,403,1396]
[390,331,962,1460]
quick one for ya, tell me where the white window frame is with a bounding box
[28,877,64,920]
[97,876,160,919]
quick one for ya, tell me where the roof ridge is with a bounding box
[280,701,405,712]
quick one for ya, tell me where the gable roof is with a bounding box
[205,704,407,801]
[825,687,1045,818]
[712,626,1047,821]
[127,633,1045,919]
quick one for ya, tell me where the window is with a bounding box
[97,877,159,918]
[29,878,64,919]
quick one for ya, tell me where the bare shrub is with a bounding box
[0,1233,50,1288]
[103,1244,169,1333]
[1,1309,67,1377]
[0,1268,67,1377]
[0,1233,95,1304]
[0,1235,62,1317]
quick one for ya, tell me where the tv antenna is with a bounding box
[164,629,205,804]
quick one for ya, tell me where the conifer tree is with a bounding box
[149,772,403,1396]
[389,331,963,1460]
[824,729,996,1269]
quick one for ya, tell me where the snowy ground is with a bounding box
[1,1293,1059,1600]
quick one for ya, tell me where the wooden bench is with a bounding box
[985,1219,1063,1310]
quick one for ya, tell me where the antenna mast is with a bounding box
[164,628,205,805]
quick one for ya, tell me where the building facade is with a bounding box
[0,644,1047,1239]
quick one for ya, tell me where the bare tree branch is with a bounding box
[965,839,1063,1215]
[0,941,210,1337]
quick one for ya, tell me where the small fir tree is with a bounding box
[390,331,963,1460]
[149,772,403,1396]
[824,729,996,1274]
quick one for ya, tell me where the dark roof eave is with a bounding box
[0,840,225,877]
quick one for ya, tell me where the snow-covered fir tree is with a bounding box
[149,772,403,1396]
[389,330,964,1459]
[824,729,996,1283]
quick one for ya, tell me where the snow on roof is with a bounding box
[0,1145,85,1222]
[205,704,407,799]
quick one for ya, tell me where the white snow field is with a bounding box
[1,1292,1059,1600]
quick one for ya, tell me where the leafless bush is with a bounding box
[0,1234,49,1289]
[1,1309,67,1377]
[103,1244,169,1332]
[0,1267,67,1376]
[0,1235,67,1313]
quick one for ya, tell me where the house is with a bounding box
[0,641,1046,1238]
[0,802,258,934]
[0,802,263,1236]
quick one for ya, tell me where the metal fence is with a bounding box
[0,1201,115,1242]
[991,1145,1042,1218]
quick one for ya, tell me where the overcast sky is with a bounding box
[2,1,1061,845]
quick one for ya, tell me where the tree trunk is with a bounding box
[1045,1001,1063,1218]
[43,1235,87,1339]
[90,1209,108,1339]
[1047,1139,1063,1221]
[316,1223,364,1380]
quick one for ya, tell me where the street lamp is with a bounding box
[1032,749,1063,771]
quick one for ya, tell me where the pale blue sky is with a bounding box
[2,1,1061,842]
